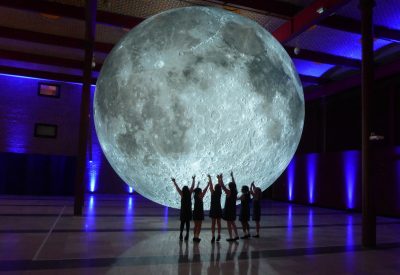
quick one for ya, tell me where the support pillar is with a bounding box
[74,0,97,216]
[360,0,376,247]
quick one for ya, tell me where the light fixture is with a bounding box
[317,7,325,14]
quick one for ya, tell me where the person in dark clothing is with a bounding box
[192,181,209,242]
[208,174,222,242]
[172,176,195,241]
[238,185,251,239]
[250,182,262,238]
[219,172,239,241]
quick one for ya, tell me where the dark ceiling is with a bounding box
[0,0,399,100]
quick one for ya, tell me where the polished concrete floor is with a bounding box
[0,194,399,274]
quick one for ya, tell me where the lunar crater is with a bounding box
[94,7,304,209]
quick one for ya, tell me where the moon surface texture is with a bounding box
[94,7,304,209]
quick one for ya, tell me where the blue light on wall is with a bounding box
[287,159,295,201]
[346,215,354,250]
[293,59,335,77]
[84,195,96,232]
[307,208,314,244]
[287,26,392,60]
[307,153,318,204]
[163,207,169,231]
[87,86,101,193]
[128,186,134,194]
[287,204,293,240]
[343,150,359,209]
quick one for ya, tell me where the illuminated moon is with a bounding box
[94,7,304,209]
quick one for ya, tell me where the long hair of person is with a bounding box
[182,185,191,202]
[241,185,249,194]
[194,187,202,198]
[228,181,238,195]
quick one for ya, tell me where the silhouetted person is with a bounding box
[219,172,239,241]
[208,174,222,242]
[238,185,251,238]
[192,180,209,242]
[250,182,262,238]
[172,176,195,241]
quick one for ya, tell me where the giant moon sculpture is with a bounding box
[94,7,304,209]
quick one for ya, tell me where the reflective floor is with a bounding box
[0,195,400,274]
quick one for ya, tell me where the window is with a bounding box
[34,123,58,138]
[38,83,60,98]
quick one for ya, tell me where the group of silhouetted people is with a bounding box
[171,172,262,243]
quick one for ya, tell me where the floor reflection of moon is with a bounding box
[94,7,304,209]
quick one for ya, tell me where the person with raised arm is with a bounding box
[220,172,239,241]
[208,174,222,242]
[172,175,196,241]
[250,182,262,238]
[238,184,251,239]
[192,179,210,242]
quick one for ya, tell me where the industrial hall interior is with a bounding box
[0,0,400,274]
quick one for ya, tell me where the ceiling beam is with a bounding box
[0,26,113,53]
[0,0,143,29]
[221,0,301,19]
[0,65,91,84]
[304,57,400,100]
[299,74,324,84]
[319,15,400,42]
[0,49,84,70]
[273,0,351,43]
[285,46,361,68]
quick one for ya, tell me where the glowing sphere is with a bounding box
[94,7,304,209]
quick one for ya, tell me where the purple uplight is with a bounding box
[307,154,318,204]
[128,186,134,194]
[87,86,101,193]
[343,150,359,209]
[287,159,295,201]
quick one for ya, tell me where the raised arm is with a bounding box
[219,174,231,196]
[189,175,196,193]
[201,182,210,198]
[207,175,214,193]
[171,178,182,197]
[250,181,255,196]
[230,171,236,185]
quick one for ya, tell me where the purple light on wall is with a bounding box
[287,204,293,241]
[88,161,99,193]
[307,154,318,204]
[87,86,101,193]
[346,215,354,249]
[125,196,134,226]
[343,150,359,209]
[307,208,313,244]
[287,159,295,201]
[84,195,95,231]
[89,195,94,212]
[163,207,169,231]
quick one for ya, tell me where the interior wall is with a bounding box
[0,74,127,195]
[0,73,399,215]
